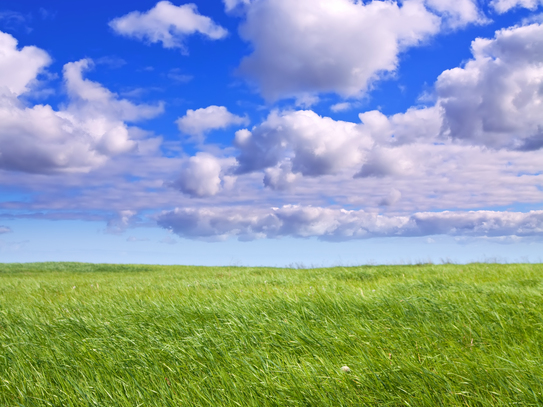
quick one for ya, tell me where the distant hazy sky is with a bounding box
[1,0,543,265]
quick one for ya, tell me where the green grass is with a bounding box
[1,262,543,406]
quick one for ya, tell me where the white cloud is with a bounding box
[491,0,543,13]
[176,105,249,142]
[263,162,300,191]
[355,147,415,178]
[229,0,485,27]
[230,0,488,101]
[0,31,51,96]
[412,210,543,237]
[236,0,441,101]
[522,13,543,24]
[294,94,320,108]
[172,24,543,211]
[157,205,543,241]
[351,23,543,152]
[352,142,543,211]
[229,107,440,189]
[63,58,164,122]
[109,1,227,52]
[167,24,543,214]
[230,106,438,186]
[170,153,236,197]
[0,225,12,234]
[330,102,353,113]
[436,23,543,150]
[235,110,373,176]
[4,15,543,249]
[0,33,163,174]
[425,0,487,28]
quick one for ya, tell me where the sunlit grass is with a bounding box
[1,262,543,406]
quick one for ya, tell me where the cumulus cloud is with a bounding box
[170,153,236,197]
[435,23,543,150]
[355,147,415,178]
[109,1,227,52]
[235,110,373,176]
[491,0,543,13]
[425,0,487,28]
[263,162,300,191]
[235,0,441,101]
[0,101,111,173]
[350,22,543,154]
[157,205,543,241]
[176,105,249,142]
[229,106,446,188]
[4,11,542,249]
[229,0,487,101]
[231,0,485,101]
[63,59,164,141]
[0,33,163,174]
[63,59,162,121]
[169,24,543,201]
[0,31,51,96]
[231,105,442,185]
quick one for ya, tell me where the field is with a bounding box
[1,262,543,406]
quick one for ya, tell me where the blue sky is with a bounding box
[1,0,543,265]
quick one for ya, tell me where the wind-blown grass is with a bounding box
[1,262,543,406]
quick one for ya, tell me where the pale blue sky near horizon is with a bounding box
[1,219,542,266]
[1,0,543,265]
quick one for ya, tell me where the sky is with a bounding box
[1,0,543,266]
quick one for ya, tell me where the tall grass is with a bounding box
[1,262,543,406]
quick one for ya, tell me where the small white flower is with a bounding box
[341,366,351,373]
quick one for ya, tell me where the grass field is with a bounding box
[1,262,543,406]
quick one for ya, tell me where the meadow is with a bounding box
[1,262,543,406]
